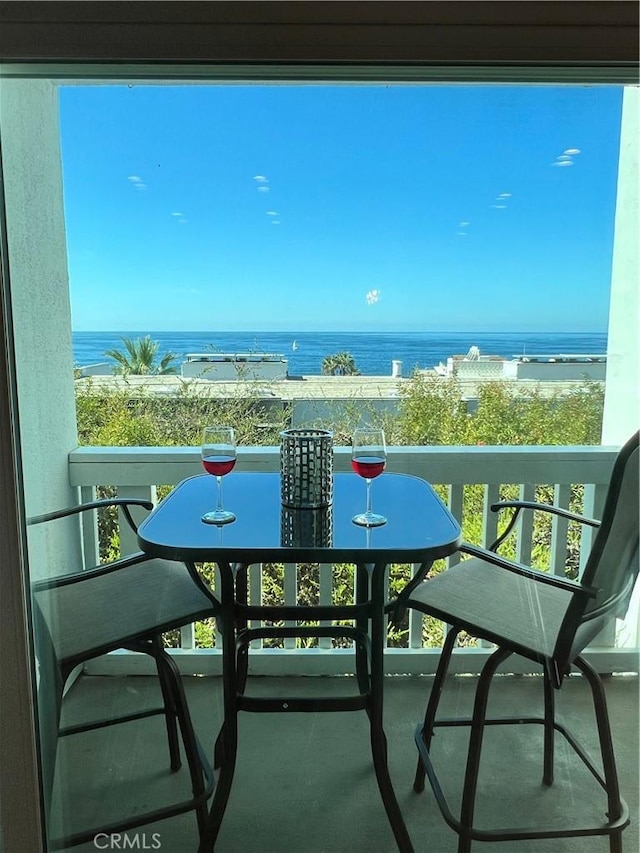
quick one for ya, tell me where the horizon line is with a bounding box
[72,329,608,335]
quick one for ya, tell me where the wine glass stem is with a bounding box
[216,475,224,512]
[366,478,372,516]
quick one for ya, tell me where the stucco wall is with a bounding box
[516,361,607,381]
[0,79,81,576]
[602,87,639,446]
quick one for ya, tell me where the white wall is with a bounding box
[0,80,81,576]
[455,360,505,379]
[76,362,113,377]
[602,87,639,446]
[181,358,288,381]
[600,87,640,649]
[516,361,607,381]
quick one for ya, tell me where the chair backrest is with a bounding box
[561,431,639,663]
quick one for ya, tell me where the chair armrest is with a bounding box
[460,542,599,598]
[27,498,154,533]
[31,551,150,591]
[491,500,600,527]
[489,500,600,552]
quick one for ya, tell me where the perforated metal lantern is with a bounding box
[280,428,333,508]
[280,505,333,548]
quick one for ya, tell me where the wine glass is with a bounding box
[201,426,237,525]
[351,427,387,527]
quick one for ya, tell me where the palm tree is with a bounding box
[321,351,360,376]
[105,335,178,376]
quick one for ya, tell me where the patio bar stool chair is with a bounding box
[396,430,639,853]
[29,497,219,849]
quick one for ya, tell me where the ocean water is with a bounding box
[73,330,608,377]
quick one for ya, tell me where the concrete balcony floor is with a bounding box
[54,673,639,853]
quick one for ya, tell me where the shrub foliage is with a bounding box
[76,373,604,650]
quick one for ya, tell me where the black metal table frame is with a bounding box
[206,556,415,853]
[137,472,462,853]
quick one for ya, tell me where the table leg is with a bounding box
[198,561,239,853]
[234,563,250,694]
[355,562,372,698]
[368,560,415,853]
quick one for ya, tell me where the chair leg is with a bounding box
[414,626,459,793]
[157,648,210,839]
[198,715,238,853]
[573,656,626,853]
[542,664,555,786]
[150,635,182,772]
[457,647,513,853]
[236,638,250,693]
[354,633,372,699]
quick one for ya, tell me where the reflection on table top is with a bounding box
[137,472,461,564]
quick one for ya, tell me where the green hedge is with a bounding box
[76,375,604,649]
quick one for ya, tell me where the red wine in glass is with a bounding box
[202,455,237,477]
[201,426,237,524]
[351,456,386,480]
[351,428,387,527]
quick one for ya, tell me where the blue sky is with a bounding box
[59,83,623,333]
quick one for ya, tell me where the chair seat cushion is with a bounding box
[36,556,218,666]
[406,558,575,660]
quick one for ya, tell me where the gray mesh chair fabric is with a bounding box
[30,498,219,849]
[400,431,639,853]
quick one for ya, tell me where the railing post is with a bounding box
[283,562,298,649]
[79,485,99,569]
[408,562,425,650]
[550,483,571,576]
[447,484,463,568]
[481,483,500,547]
[580,483,608,574]
[582,483,616,649]
[319,562,333,649]
[250,563,263,649]
[515,483,535,566]
[479,483,501,650]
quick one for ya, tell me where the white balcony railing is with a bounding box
[68,444,639,676]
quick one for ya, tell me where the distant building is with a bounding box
[180,353,288,381]
[432,349,607,383]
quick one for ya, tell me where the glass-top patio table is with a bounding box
[137,471,461,853]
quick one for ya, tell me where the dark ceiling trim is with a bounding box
[0,2,638,26]
[0,2,638,64]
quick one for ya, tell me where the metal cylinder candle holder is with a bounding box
[280,505,333,548]
[280,428,333,508]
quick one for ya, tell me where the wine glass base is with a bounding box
[352,512,387,528]
[201,510,236,525]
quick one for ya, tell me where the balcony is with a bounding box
[41,442,638,851]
